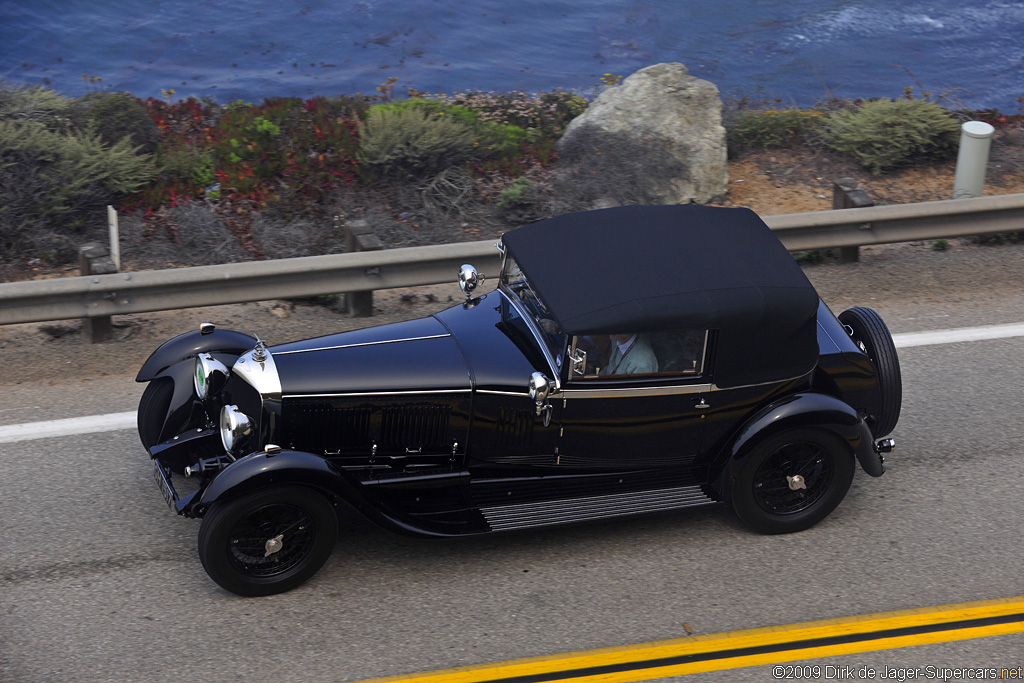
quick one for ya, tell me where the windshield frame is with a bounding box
[498,251,568,388]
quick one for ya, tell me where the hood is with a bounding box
[270,316,471,396]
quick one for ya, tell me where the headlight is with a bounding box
[194,353,229,399]
[220,404,253,454]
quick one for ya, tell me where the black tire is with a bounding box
[137,378,174,449]
[729,428,855,534]
[838,307,902,437]
[198,485,338,597]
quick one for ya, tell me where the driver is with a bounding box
[602,333,658,376]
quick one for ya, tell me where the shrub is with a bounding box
[134,96,360,211]
[440,90,586,139]
[368,97,531,161]
[0,83,73,124]
[358,105,477,178]
[727,108,824,154]
[824,99,961,174]
[0,119,155,261]
[551,124,691,212]
[72,92,160,153]
[158,142,215,186]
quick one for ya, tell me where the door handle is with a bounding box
[694,397,709,409]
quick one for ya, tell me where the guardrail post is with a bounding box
[344,220,383,317]
[832,178,874,263]
[79,243,117,342]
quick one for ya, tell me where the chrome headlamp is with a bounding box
[194,353,229,400]
[220,404,253,454]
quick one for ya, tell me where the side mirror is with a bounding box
[458,264,485,300]
[529,371,551,403]
[529,371,555,426]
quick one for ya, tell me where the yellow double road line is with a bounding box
[355,596,1024,683]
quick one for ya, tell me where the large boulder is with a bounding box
[559,63,728,205]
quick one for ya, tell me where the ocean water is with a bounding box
[2,0,1022,111]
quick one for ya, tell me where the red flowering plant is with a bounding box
[210,97,362,209]
[129,96,219,211]
[129,95,363,214]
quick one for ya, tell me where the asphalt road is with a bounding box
[2,242,1024,682]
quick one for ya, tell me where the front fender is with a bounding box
[716,392,885,480]
[189,449,474,538]
[136,328,257,382]
[194,449,347,513]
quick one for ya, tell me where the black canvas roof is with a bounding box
[501,205,821,386]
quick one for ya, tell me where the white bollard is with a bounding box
[952,121,995,199]
[107,205,121,272]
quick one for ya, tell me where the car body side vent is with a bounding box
[380,405,450,450]
[496,407,533,449]
[284,400,373,453]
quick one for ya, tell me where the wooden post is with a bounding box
[344,220,383,317]
[832,178,874,263]
[79,243,117,343]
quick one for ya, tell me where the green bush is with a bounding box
[824,99,961,174]
[727,108,824,153]
[441,90,586,139]
[358,105,477,178]
[0,117,155,261]
[72,92,161,153]
[496,176,537,215]
[0,83,73,125]
[157,142,215,186]
[371,98,531,160]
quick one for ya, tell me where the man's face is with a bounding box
[609,333,635,344]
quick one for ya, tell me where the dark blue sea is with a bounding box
[3,0,1023,111]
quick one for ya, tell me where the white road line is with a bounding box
[892,322,1024,348]
[3,322,1024,444]
[0,411,136,444]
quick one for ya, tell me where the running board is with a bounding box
[479,485,713,532]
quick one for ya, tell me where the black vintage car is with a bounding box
[137,204,901,596]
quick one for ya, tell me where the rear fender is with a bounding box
[712,392,884,485]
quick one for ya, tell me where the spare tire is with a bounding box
[838,307,901,438]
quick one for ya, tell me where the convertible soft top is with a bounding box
[501,204,820,386]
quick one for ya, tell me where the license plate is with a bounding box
[152,460,177,510]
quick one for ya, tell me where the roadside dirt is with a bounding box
[3,145,1024,384]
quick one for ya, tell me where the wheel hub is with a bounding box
[786,474,807,491]
[264,533,284,557]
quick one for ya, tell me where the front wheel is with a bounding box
[729,428,855,534]
[198,485,338,596]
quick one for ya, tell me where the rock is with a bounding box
[559,63,728,204]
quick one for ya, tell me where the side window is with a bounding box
[571,330,707,379]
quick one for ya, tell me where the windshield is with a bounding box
[501,254,568,371]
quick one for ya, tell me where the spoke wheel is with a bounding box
[199,486,337,596]
[729,428,854,534]
[752,440,834,515]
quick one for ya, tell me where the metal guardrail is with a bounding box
[2,193,1023,326]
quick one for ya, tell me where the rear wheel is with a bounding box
[730,428,855,534]
[137,378,174,449]
[838,307,902,437]
[198,486,338,596]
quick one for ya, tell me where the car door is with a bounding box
[555,330,710,471]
